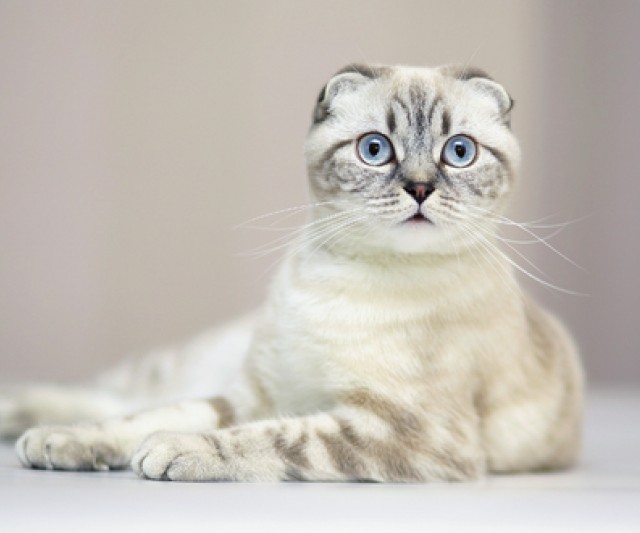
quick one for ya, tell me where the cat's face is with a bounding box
[304,65,520,255]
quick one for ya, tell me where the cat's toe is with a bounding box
[16,426,108,471]
[17,427,52,468]
[132,432,220,481]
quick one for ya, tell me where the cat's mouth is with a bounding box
[405,212,433,224]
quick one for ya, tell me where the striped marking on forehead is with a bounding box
[389,81,442,148]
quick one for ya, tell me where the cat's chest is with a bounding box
[263,285,444,412]
[260,255,490,412]
[287,269,446,349]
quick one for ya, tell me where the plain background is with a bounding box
[0,0,638,386]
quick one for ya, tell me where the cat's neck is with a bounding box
[281,228,519,302]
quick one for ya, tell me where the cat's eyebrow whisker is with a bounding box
[458,38,488,82]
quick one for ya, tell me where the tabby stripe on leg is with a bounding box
[274,431,310,469]
[207,397,235,428]
[203,434,229,462]
[340,389,423,440]
[317,430,368,479]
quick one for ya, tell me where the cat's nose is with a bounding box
[403,181,435,205]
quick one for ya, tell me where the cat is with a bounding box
[2,64,583,482]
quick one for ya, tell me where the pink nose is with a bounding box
[403,181,435,205]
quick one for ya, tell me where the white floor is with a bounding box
[1,389,639,533]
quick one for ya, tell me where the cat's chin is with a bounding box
[358,223,467,256]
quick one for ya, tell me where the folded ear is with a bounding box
[440,65,514,125]
[313,64,384,124]
[467,76,514,120]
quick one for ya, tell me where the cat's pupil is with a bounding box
[369,141,381,157]
[455,143,466,158]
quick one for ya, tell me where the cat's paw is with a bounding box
[16,425,119,471]
[132,431,224,481]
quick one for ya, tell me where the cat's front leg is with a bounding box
[133,391,484,482]
[0,384,129,439]
[16,397,235,470]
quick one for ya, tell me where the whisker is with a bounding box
[466,204,589,230]
[465,224,588,297]
[463,204,585,271]
[233,200,346,230]
[240,206,364,234]
[457,38,488,82]
[255,214,370,280]
[456,224,522,300]
[242,214,362,259]
[368,200,400,209]
[463,219,548,278]
[250,214,368,279]
[238,208,364,257]
[306,216,370,258]
[492,226,565,245]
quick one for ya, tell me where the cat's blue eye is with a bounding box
[357,133,394,166]
[441,135,478,168]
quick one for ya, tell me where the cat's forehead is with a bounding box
[373,66,479,101]
[386,65,441,84]
[329,67,440,116]
[338,65,509,128]
[312,63,513,138]
[331,66,473,124]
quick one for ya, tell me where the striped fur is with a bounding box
[7,64,583,482]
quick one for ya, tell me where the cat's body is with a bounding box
[2,64,583,481]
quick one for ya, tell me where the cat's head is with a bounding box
[304,64,520,255]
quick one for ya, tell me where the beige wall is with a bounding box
[534,1,640,385]
[0,1,637,385]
